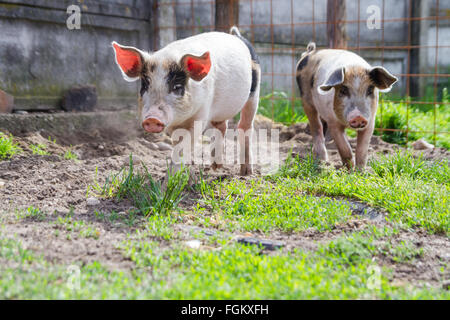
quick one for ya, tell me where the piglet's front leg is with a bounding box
[355,120,375,170]
[328,121,355,170]
[210,120,227,170]
[164,125,200,187]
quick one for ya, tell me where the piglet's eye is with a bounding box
[339,86,349,97]
[367,86,375,96]
[172,83,185,95]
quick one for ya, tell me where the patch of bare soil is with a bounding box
[378,229,450,288]
[1,218,135,270]
[0,114,448,288]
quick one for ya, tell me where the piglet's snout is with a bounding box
[349,116,368,129]
[142,118,165,133]
[347,109,368,129]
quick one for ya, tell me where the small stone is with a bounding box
[253,114,275,131]
[236,237,284,251]
[14,110,28,115]
[62,85,97,112]
[185,240,201,249]
[157,142,173,151]
[162,136,173,145]
[86,197,100,206]
[412,138,434,150]
[0,180,5,188]
[74,150,83,159]
[148,142,159,150]
[0,89,14,113]
[442,280,450,290]
[203,230,216,236]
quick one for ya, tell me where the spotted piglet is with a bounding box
[112,27,261,175]
[296,43,398,169]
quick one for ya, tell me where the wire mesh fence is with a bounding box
[152,0,449,148]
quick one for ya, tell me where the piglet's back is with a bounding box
[153,32,253,73]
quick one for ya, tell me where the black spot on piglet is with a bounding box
[167,63,188,96]
[296,75,303,96]
[250,68,258,97]
[140,76,150,97]
[297,55,309,72]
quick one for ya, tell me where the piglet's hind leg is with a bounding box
[303,102,328,162]
[238,94,259,176]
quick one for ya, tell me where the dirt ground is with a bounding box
[0,114,449,288]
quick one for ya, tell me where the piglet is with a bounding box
[296,43,397,169]
[112,27,261,175]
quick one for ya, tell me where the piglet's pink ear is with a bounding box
[112,41,143,81]
[181,52,211,82]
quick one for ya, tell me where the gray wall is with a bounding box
[0,0,154,110]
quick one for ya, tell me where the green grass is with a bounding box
[53,215,100,239]
[190,151,448,235]
[376,97,450,148]
[88,155,189,216]
[273,151,449,235]
[370,150,449,184]
[64,147,78,161]
[30,143,50,156]
[325,227,423,265]
[0,237,36,265]
[258,91,306,125]
[0,132,22,160]
[121,240,407,299]
[0,227,446,299]
[16,206,45,221]
[139,214,178,241]
[194,178,353,233]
